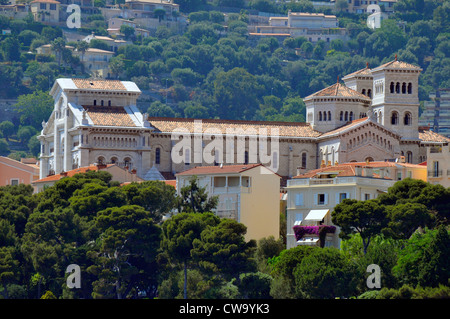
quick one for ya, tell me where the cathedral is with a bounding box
[38,58,450,182]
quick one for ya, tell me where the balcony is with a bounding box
[293,225,336,247]
[428,170,443,177]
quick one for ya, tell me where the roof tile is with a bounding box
[305,82,371,100]
[148,117,321,138]
[83,105,136,127]
[72,78,126,91]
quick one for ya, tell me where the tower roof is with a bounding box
[342,64,372,80]
[304,82,371,101]
[372,59,422,72]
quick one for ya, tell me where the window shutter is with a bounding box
[314,193,318,205]
[335,193,340,204]
[346,192,350,199]
[324,193,328,205]
[295,194,300,206]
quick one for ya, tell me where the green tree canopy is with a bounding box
[332,199,388,254]
[13,91,53,130]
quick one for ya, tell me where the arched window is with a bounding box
[301,152,307,169]
[93,100,97,106]
[345,111,348,121]
[367,89,372,98]
[396,82,400,93]
[362,89,366,96]
[98,156,105,164]
[390,82,395,93]
[318,112,322,121]
[244,151,249,164]
[407,151,412,163]
[404,112,412,126]
[328,111,331,121]
[402,82,406,94]
[110,157,118,164]
[101,100,104,106]
[391,111,399,125]
[408,83,412,94]
[379,112,383,124]
[108,100,111,106]
[374,112,378,122]
[155,147,161,164]
[349,111,354,121]
[124,157,132,169]
[340,111,343,121]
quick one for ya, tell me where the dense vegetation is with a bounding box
[0,173,448,299]
[0,0,449,160]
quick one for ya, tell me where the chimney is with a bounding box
[297,166,305,176]
[364,167,373,177]
[354,166,362,176]
[379,168,385,179]
[60,171,68,176]
[97,163,107,169]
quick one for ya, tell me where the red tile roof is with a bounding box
[418,129,450,143]
[304,82,371,101]
[33,164,114,183]
[342,65,372,79]
[293,162,394,179]
[163,180,177,188]
[176,163,281,177]
[176,164,262,176]
[372,59,422,72]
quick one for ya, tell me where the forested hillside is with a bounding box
[0,0,449,159]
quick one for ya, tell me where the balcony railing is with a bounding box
[428,170,443,177]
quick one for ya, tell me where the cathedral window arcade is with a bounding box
[390,82,413,95]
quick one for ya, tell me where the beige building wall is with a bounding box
[427,144,450,188]
[239,166,280,241]
[176,165,280,242]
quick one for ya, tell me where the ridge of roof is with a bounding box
[304,82,371,100]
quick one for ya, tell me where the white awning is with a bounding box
[297,238,319,246]
[304,209,329,221]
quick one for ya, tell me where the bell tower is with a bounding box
[370,56,422,139]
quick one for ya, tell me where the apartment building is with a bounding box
[427,144,450,188]
[249,11,348,43]
[30,0,60,24]
[285,162,397,249]
[176,164,281,241]
[419,89,450,138]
